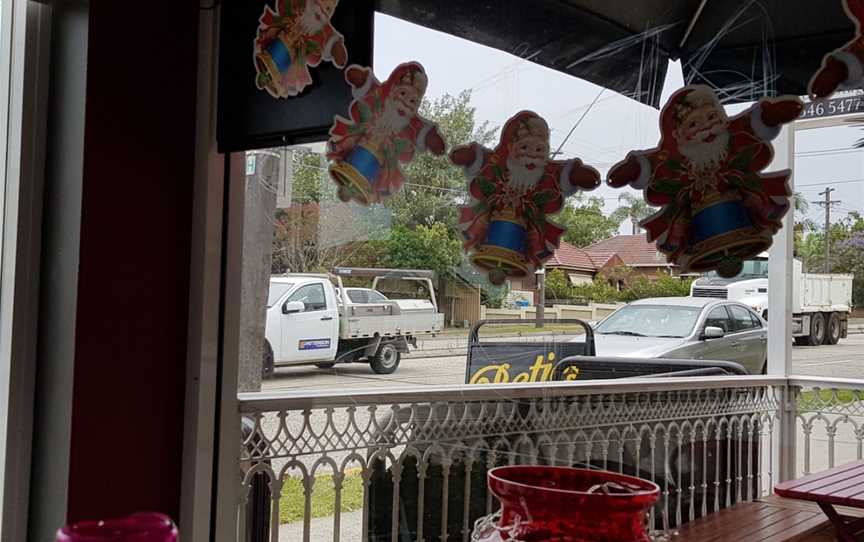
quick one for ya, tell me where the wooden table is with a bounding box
[775,461,864,541]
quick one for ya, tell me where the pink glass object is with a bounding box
[476,465,660,542]
[56,512,177,542]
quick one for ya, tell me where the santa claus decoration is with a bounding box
[608,86,803,278]
[328,62,446,205]
[451,111,600,285]
[810,0,864,98]
[253,0,348,99]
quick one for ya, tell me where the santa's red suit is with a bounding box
[810,0,864,97]
[454,111,600,268]
[610,88,797,265]
[327,63,444,201]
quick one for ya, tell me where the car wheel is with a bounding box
[807,313,825,346]
[370,343,400,374]
[825,313,841,345]
[262,341,275,380]
[315,362,336,369]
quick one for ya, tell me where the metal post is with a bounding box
[814,187,839,273]
[535,267,545,329]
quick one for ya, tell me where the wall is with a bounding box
[64,1,199,523]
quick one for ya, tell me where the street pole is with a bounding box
[536,267,545,329]
[814,187,840,273]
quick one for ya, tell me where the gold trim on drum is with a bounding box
[472,245,530,278]
[329,162,373,205]
[687,228,772,272]
[255,51,285,97]
[692,189,741,213]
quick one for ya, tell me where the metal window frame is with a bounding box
[0,1,51,541]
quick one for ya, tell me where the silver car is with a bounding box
[591,297,768,374]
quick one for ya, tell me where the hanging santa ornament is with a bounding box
[607,86,803,278]
[253,0,348,99]
[809,0,864,98]
[327,62,447,205]
[451,111,600,285]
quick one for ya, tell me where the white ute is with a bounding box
[263,267,444,377]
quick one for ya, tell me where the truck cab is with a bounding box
[691,253,770,319]
[266,276,340,365]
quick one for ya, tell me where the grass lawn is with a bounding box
[279,470,365,524]
[441,323,587,337]
[798,388,862,411]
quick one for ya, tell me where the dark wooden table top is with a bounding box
[775,461,864,508]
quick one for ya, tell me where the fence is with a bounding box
[481,302,622,322]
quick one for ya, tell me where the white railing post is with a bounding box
[778,384,798,483]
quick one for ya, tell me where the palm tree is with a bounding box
[610,193,655,235]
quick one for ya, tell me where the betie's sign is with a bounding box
[464,342,590,384]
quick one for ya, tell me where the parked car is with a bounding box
[589,297,767,374]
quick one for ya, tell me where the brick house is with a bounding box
[583,234,680,280]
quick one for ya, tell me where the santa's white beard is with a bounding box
[300,5,326,34]
[378,101,411,134]
[679,131,730,172]
[507,157,545,193]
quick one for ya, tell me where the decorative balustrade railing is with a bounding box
[238,376,805,542]
[790,377,864,478]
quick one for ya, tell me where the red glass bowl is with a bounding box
[487,465,660,542]
[56,512,177,542]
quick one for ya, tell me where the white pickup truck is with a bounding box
[263,268,444,377]
[691,253,853,346]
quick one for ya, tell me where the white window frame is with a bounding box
[0,1,51,541]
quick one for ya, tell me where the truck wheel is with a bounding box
[807,313,826,346]
[825,313,842,345]
[315,362,336,369]
[794,337,809,346]
[370,343,400,374]
[262,341,275,380]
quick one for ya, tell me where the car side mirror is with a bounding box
[702,326,725,340]
[282,301,305,315]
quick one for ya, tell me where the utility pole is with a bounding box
[813,188,841,273]
[535,267,545,329]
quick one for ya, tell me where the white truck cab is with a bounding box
[263,268,444,377]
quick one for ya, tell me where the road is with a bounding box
[262,333,864,393]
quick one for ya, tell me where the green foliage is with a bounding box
[795,211,864,305]
[544,268,694,304]
[381,223,461,277]
[609,192,657,235]
[558,194,621,248]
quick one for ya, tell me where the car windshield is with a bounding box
[595,304,702,338]
[267,282,294,307]
[706,258,769,279]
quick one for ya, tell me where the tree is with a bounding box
[610,193,656,235]
[558,193,621,247]
[381,223,461,277]
[385,90,497,235]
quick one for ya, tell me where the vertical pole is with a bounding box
[818,187,836,273]
[535,267,545,329]
[768,124,796,482]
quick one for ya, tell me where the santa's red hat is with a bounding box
[495,110,550,156]
[383,62,428,97]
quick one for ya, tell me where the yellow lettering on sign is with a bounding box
[469,352,579,385]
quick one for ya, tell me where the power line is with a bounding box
[796,178,864,188]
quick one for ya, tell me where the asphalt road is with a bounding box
[261,333,864,393]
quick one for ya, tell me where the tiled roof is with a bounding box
[546,241,598,272]
[584,235,674,268]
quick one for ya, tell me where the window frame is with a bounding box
[287,283,328,312]
[704,305,733,334]
[728,304,759,333]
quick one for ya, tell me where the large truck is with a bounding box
[263,267,444,377]
[690,253,853,346]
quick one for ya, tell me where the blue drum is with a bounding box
[255,34,295,96]
[687,196,771,278]
[329,144,382,204]
[472,210,530,285]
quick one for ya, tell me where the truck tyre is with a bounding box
[315,362,336,369]
[825,313,842,345]
[262,341,275,380]
[370,343,400,374]
[807,313,826,346]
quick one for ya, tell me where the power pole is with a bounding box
[535,267,545,329]
[813,188,841,273]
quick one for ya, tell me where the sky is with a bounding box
[372,13,864,232]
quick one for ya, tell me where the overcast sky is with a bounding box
[372,13,864,231]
